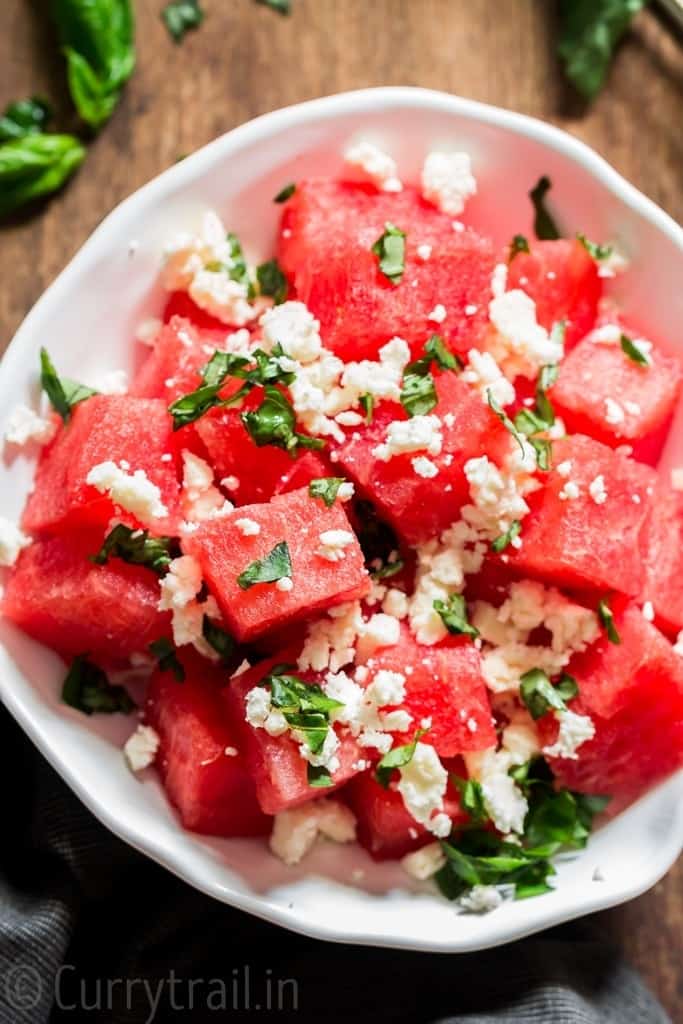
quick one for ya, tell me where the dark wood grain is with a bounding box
[1,0,681,1016]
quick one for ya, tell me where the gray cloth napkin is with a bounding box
[0,705,671,1024]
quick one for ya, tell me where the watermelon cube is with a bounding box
[131,315,226,403]
[222,655,365,814]
[641,484,683,637]
[183,486,369,642]
[162,290,240,334]
[355,627,496,757]
[146,653,270,836]
[507,239,601,349]
[2,532,171,663]
[506,435,656,596]
[22,395,180,536]
[539,603,683,815]
[278,180,496,362]
[550,331,682,463]
[336,372,510,546]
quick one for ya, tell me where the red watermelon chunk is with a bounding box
[22,395,180,536]
[505,435,656,596]
[344,768,467,860]
[335,372,511,545]
[131,315,225,403]
[550,331,681,463]
[183,486,369,642]
[356,627,496,757]
[162,290,238,336]
[2,532,171,663]
[278,180,496,363]
[222,655,365,814]
[640,484,683,637]
[507,239,601,349]
[146,654,270,836]
[539,603,683,815]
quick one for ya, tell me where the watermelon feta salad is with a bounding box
[2,139,683,914]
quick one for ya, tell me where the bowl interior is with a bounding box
[1,88,682,951]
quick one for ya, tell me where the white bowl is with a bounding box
[1,87,682,952]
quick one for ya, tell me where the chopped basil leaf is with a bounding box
[452,775,488,824]
[162,0,204,41]
[536,363,559,424]
[40,347,98,423]
[62,655,136,715]
[520,668,579,720]
[307,763,334,788]
[274,182,296,203]
[375,729,426,789]
[262,666,343,760]
[620,333,650,367]
[226,232,252,291]
[202,616,235,662]
[256,259,288,304]
[491,519,521,553]
[242,385,324,453]
[51,0,136,130]
[308,477,346,508]
[487,390,525,456]
[359,393,374,424]
[255,0,291,12]
[514,407,549,437]
[577,232,613,261]
[149,637,186,682]
[237,540,292,590]
[598,599,621,644]
[372,221,406,284]
[92,524,178,574]
[509,234,530,261]
[400,370,437,418]
[530,436,553,472]
[436,831,555,902]
[529,176,561,241]
[0,97,53,143]
[433,593,479,639]
[557,0,646,100]
[370,558,404,581]
[424,334,461,372]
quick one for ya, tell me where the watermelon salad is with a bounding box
[2,140,683,914]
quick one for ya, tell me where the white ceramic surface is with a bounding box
[1,88,682,952]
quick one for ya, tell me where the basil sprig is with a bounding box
[40,347,98,423]
[202,616,235,662]
[237,540,292,590]
[577,233,613,262]
[529,175,561,241]
[274,182,296,203]
[520,668,579,720]
[557,0,646,101]
[0,134,86,219]
[372,222,406,284]
[62,655,136,715]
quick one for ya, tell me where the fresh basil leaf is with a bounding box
[370,558,404,581]
[433,593,479,639]
[620,333,650,367]
[92,524,178,574]
[536,364,559,425]
[577,233,613,261]
[359,393,374,424]
[0,97,53,143]
[557,0,646,100]
[514,407,550,437]
[62,655,136,715]
[222,231,252,291]
[491,519,522,553]
[307,764,334,787]
[237,540,292,590]
[520,668,578,720]
[372,221,406,284]
[255,0,291,12]
[51,0,136,130]
[202,350,249,388]
[168,349,278,430]
[162,0,204,42]
[149,637,185,682]
[274,182,296,203]
[509,234,530,261]
[375,730,426,789]
[256,259,288,304]
[424,334,461,372]
[241,385,324,453]
[598,599,621,644]
[40,347,98,423]
[487,390,525,456]
[202,616,235,662]
[574,792,611,831]
[452,776,488,824]
[0,134,86,219]
[400,371,437,418]
[529,436,553,472]
[529,176,561,241]
[308,477,346,508]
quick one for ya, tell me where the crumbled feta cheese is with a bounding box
[221,475,240,492]
[543,710,595,760]
[397,742,450,837]
[588,474,608,505]
[189,269,253,327]
[335,410,364,427]
[559,480,580,501]
[275,576,294,592]
[245,687,289,737]
[337,481,355,501]
[556,460,573,478]
[0,518,30,567]
[343,140,402,192]
[298,602,363,674]
[4,405,57,447]
[382,588,409,620]
[427,304,447,324]
[260,301,323,364]
[597,249,629,278]
[316,528,355,563]
[501,714,541,762]
[589,323,622,345]
[135,318,163,345]
[412,455,439,479]
[417,243,432,261]
[463,456,530,539]
[181,450,227,522]
[95,370,128,395]
[157,555,219,659]
[421,151,476,216]
[461,349,516,408]
[464,749,527,834]
[234,517,261,537]
[642,600,655,622]
[86,461,168,523]
[123,725,160,772]
[401,842,446,880]
[488,290,563,379]
[604,397,625,426]
[373,415,443,462]
[269,799,356,865]
[458,885,504,914]
[490,262,508,299]
[356,612,401,660]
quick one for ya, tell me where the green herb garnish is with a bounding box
[372,222,406,284]
[0,97,53,143]
[162,0,204,42]
[598,599,621,644]
[491,520,522,553]
[529,176,561,241]
[577,233,613,261]
[308,477,347,508]
[519,668,579,720]
[307,764,334,788]
[40,347,98,424]
[262,666,343,760]
[0,134,86,220]
[557,0,646,101]
[237,540,292,590]
[452,775,488,824]
[433,593,479,639]
[256,259,288,304]
[509,234,530,261]
[92,524,178,574]
[62,655,136,715]
[620,333,650,367]
[149,637,185,682]
[201,616,235,663]
[274,182,296,203]
[359,393,374,424]
[370,558,405,581]
[375,730,426,789]
[241,385,324,454]
[400,371,437,418]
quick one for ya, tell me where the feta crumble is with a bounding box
[343,140,402,192]
[642,601,655,622]
[543,710,595,760]
[417,243,432,261]
[461,349,516,408]
[269,799,357,865]
[588,474,608,505]
[488,289,563,379]
[234,517,261,537]
[181,450,227,522]
[421,151,477,217]
[316,529,355,562]
[458,885,504,914]
[260,301,323,364]
[124,725,160,772]
[86,461,168,523]
[373,415,443,462]
[275,576,294,592]
[427,303,447,324]
[4,405,56,447]
[464,748,528,834]
[397,742,451,838]
[604,397,625,426]
[0,517,30,567]
[412,455,439,479]
[401,842,446,881]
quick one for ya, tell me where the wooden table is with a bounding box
[2,1,681,1016]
